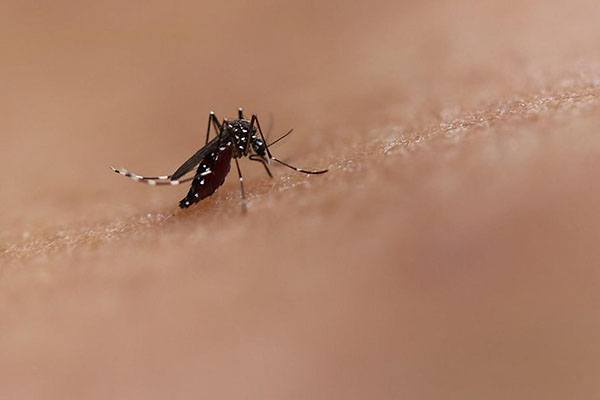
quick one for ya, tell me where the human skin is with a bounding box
[2,0,600,398]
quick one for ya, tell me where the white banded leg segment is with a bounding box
[111,167,192,185]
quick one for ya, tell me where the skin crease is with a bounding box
[2,0,600,398]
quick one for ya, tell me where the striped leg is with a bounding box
[111,167,193,186]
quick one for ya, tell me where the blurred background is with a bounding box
[2,0,600,398]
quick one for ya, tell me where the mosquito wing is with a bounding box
[179,141,234,208]
[170,135,228,181]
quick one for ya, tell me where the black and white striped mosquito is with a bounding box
[112,108,328,210]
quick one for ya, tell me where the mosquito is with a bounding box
[111,108,328,210]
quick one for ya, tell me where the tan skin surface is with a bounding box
[2,1,600,398]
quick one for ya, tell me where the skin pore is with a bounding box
[2,1,600,398]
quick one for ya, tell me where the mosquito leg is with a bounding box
[249,155,273,178]
[234,158,248,212]
[111,167,194,186]
[238,107,244,120]
[205,111,222,145]
[205,112,213,145]
[212,114,222,134]
[271,157,328,175]
[217,119,226,145]
[141,176,194,186]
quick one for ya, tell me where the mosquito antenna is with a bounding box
[271,157,328,174]
[267,129,294,148]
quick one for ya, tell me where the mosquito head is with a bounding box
[251,136,267,156]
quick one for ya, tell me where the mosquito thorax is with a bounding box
[225,119,256,156]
